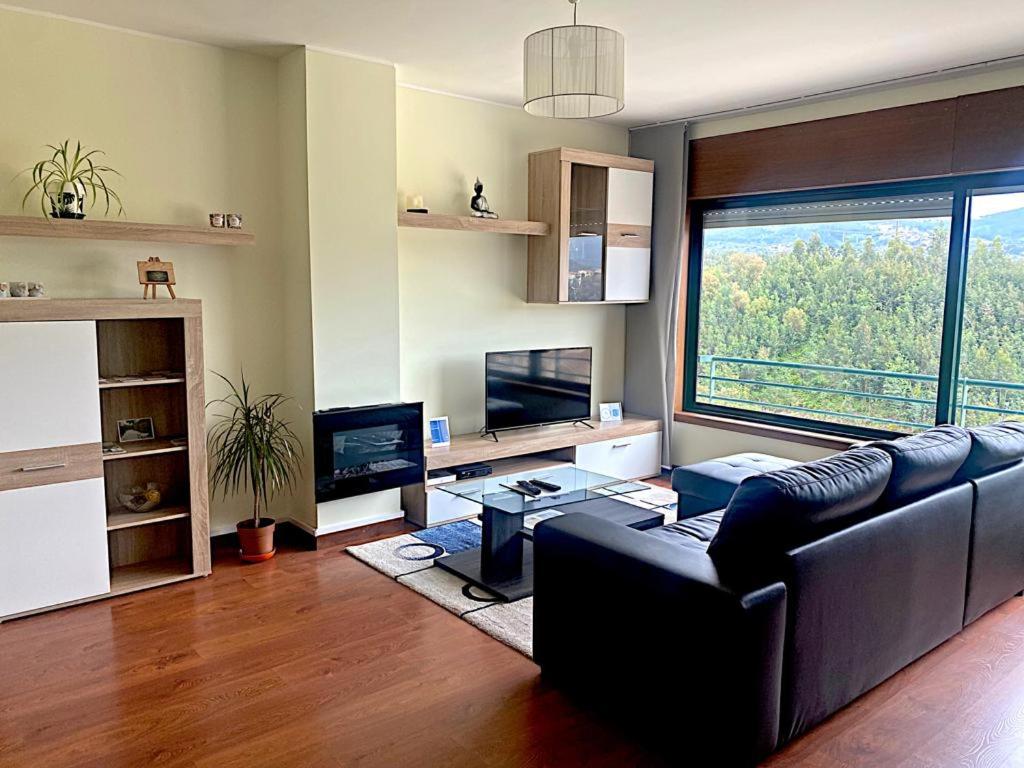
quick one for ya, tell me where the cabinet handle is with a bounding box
[611,443,631,449]
[620,233,639,238]
[20,462,67,472]
[576,232,601,237]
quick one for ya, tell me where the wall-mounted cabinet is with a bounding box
[527,147,654,304]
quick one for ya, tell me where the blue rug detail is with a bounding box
[412,520,481,554]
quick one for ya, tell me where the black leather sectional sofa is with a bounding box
[533,422,1024,766]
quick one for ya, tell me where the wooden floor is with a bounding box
[2,523,1024,768]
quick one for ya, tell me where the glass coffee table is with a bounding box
[434,464,664,601]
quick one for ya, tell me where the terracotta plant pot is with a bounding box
[237,517,276,563]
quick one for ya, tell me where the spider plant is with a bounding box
[207,373,303,528]
[20,140,124,218]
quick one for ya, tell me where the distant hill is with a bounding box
[703,206,1024,258]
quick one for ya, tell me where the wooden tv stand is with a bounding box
[402,414,662,527]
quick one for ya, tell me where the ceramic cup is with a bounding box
[27,282,45,298]
[226,213,242,229]
[0,282,9,298]
[9,281,27,298]
[209,213,225,228]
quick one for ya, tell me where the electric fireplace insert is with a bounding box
[313,402,424,504]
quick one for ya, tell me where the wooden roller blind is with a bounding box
[689,85,1024,199]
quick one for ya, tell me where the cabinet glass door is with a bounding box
[568,164,608,302]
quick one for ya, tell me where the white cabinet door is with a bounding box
[0,478,110,617]
[607,168,653,226]
[576,432,662,480]
[425,488,481,527]
[0,321,101,453]
[605,247,651,302]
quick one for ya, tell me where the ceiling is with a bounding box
[6,0,1024,127]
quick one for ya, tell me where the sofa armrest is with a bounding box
[534,513,786,765]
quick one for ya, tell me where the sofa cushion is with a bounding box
[672,453,800,518]
[707,446,892,569]
[646,509,724,552]
[954,421,1024,482]
[869,425,971,507]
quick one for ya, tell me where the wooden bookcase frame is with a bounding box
[0,299,210,619]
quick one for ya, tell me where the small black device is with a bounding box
[515,480,542,497]
[530,478,561,493]
[453,462,493,480]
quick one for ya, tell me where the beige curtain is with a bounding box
[624,122,689,466]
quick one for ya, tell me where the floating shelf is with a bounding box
[99,377,186,390]
[0,215,254,246]
[102,438,188,462]
[398,212,550,236]
[106,506,190,531]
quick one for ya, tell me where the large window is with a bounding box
[684,174,1024,438]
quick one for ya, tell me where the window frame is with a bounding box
[681,169,1024,440]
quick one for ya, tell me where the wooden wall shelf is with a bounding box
[0,215,255,246]
[398,212,550,236]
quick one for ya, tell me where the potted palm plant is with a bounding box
[208,373,303,562]
[21,139,124,219]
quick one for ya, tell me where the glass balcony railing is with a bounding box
[696,355,1024,431]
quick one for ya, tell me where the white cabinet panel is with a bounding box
[0,321,101,453]
[605,247,651,302]
[0,478,110,617]
[425,488,480,527]
[576,432,662,480]
[607,168,653,226]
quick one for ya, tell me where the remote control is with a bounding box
[515,480,542,497]
[530,478,561,493]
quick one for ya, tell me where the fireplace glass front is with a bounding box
[313,402,424,504]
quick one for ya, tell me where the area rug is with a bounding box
[346,483,677,658]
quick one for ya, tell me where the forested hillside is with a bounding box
[696,218,1024,431]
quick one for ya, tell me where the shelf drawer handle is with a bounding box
[611,443,631,449]
[20,462,67,472]
[576,232,602,237]
[620,233,639,238]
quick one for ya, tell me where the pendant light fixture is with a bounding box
[523,0,625,119]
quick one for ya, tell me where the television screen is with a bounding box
[485,347,592,432]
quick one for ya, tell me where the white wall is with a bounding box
[0,9,286,533]
[305,50,403,532]
[396,86,629,435]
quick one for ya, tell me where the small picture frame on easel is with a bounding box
[138,257,177,299]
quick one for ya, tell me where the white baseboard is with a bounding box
[311,509,404,537]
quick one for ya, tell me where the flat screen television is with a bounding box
[485,347,592,433]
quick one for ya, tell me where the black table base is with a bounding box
[434,496,664,602]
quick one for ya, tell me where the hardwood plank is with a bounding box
[99,377,186,390]
[527,149,566,303]
[184,314,211,576]
[0,442,102,491]
[109,557,194,594]
[0,215,254,246]
[106,505,190,531]
[606,222,651,248]
[557,147,654,172]
[0,298,202,322]
[398,212,549,236]
[0,528,1022,768]
[424,414,662,470]
[101,438,188,462]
